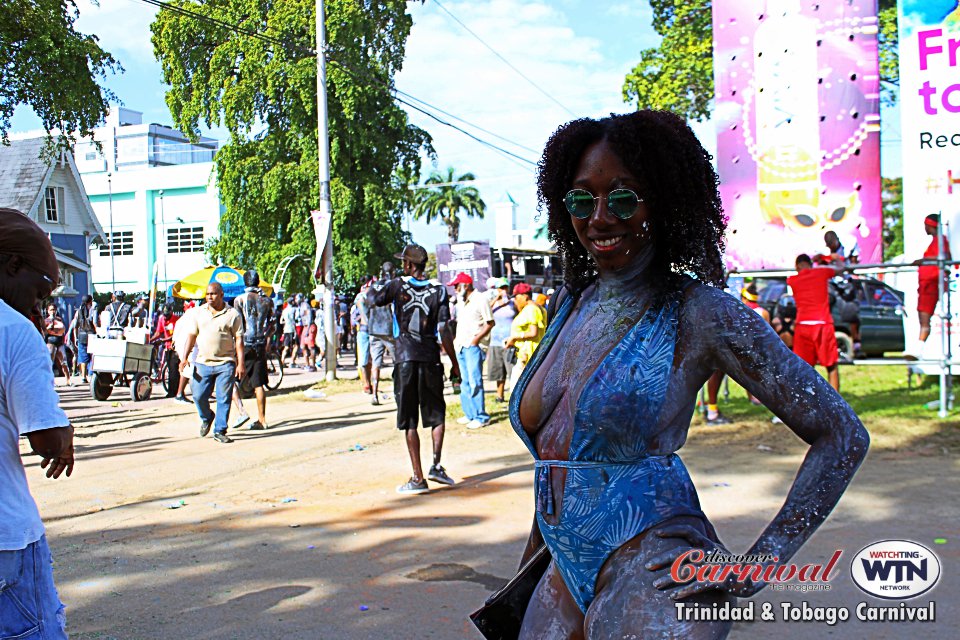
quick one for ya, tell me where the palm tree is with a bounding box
[412,167,486,244]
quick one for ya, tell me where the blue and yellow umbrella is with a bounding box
[168,266,275,300]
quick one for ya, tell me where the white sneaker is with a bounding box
[456,416,470,425]
[466,419,490,430]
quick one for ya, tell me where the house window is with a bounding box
[167,226,204,253]
[85,151,98,161]
[44,187,64,223]
[99,231,134,256]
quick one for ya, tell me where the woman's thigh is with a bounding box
[585,516,734,639]
[520,560,585,640]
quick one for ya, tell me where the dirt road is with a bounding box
[26,366,958,639]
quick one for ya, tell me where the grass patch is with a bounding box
[694,365,960,453]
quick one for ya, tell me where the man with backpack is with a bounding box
[233,270,275,430]
[367,262,398,406]
[102,291,132,338]
[70,295,97,384]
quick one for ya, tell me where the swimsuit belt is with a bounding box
[534,455,675,516]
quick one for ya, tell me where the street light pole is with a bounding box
[159,189,166,293]
[108,171,115,292]
[317,0,336,381]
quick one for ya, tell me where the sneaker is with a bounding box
[213,432,234,444]
[371,395,381,406]
[495,396,506,403]
[466,419,490,430]
[396,478,429,495]
[427,465,455,486]
[248,421,267,430]
[456,416,471,425]
[231,414,250,430]
[363,386,373,394]
[199,420,212,438]
[706,413,733,426]
[175,395,192,405]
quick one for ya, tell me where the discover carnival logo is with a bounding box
[850,540,942,600]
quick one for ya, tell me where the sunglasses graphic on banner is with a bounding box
[564,188,643,220]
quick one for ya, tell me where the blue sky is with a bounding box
[11,0,902,250]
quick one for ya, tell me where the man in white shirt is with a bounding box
[0,208,75,639]
[449,272,495,429]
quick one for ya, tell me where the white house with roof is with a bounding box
[0,138,105,316]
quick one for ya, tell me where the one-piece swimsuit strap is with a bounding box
[508,290,579,458]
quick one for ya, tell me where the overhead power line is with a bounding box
[140,0,539,170]
[431,0,576,117]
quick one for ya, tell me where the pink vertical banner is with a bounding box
[712,0,882,270]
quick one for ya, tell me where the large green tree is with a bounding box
[151,0,432,294]
[412,167,486,244]
[0,0,120,152]
[623,0,900,121]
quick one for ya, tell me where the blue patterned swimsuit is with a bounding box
[510,290,713,613]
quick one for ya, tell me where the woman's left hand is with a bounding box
[645,524,766,599]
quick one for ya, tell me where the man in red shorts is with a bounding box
[787,254,842,390]
[916,213,951,342]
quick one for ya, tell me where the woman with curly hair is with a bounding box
[487,111,868,638]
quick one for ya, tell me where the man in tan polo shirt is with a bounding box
[178,282,245,443]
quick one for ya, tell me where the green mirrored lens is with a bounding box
[608,189,640,219]
[564,190,595,218]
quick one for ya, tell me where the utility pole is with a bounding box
[108,171,116,292]
[316,0,337,380]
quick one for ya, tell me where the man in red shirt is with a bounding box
[916,213,951,342]
[787,254,841,390]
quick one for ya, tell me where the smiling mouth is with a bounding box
[591,235,625,251]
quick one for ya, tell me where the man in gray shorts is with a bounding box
[367,261,397,405]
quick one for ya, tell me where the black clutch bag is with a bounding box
[469,545,551,640]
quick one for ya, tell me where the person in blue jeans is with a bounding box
[178,282,245,443]
[450,272,495,429]
[0,208,76,639]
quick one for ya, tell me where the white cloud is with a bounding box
[398,0,639,247]
[606,3,650,19]
[75,0,160,64]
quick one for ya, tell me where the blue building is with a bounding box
[0,137,106,318]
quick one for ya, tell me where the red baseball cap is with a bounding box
[512,282,532,296]
[449,272,473,286]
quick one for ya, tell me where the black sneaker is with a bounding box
[213,432,233,444]
[248,421,267,430]
[200,420,212,437]
[706,413,733,426]
[427,465,455,486]
[396,478,429,495]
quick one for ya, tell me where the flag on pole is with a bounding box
[310,208,331,282]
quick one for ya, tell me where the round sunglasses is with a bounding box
[563,188,643,220]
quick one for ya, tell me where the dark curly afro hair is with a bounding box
[537,110,727,299]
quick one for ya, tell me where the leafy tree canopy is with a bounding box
[412,167,487,244]
[0,0,120,153]
[151,0,432,294]
[623,0,900,122]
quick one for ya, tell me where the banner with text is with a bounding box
[436,241,492,291]
[713,0,882,270]
[897,1,960,362]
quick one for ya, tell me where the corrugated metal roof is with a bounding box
[0,138,49,214]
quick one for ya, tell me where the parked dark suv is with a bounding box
[753,276,906,360]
